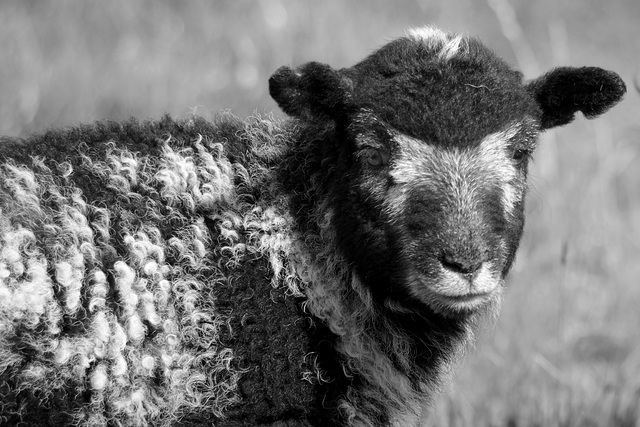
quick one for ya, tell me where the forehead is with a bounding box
[344,27,541,148]
[392,121,523,169]
[386,122,529,218]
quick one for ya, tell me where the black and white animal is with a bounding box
[0,27,625,426]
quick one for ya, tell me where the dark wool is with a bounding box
[0,27,625,426]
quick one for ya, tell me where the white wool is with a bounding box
[126,313,146,343]
[90,364,109,390]
[54,338,73,365]
[406,26,467,61]
[112,354,128,377]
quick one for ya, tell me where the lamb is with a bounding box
[0,26,625,426]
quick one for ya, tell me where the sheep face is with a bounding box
[325,112,537,316]
[270,27,625,318]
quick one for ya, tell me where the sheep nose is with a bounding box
[439,252,484,280]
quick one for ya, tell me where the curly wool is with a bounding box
[0,115,318,426]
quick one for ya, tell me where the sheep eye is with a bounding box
[365,149,389,166]
[511,148,529,164]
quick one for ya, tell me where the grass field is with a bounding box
[1,1,639,425]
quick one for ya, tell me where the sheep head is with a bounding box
[270,27,625,318]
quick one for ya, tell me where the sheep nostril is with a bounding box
[439,253,483,278]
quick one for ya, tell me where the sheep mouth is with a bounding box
[428,290,496,313]
[406,265,503,315]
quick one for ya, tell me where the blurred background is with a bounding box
[1,0,638,425]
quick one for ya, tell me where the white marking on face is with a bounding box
[389,134,437,185]
[384,123,525,223]
[435,261,500,296]
[383,134,436,219]
[406,262,504,314]
[386,134,481,221]
[476,124,523,216]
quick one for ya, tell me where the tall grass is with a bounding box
[1,1,638,425]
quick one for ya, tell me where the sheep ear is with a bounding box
[526,67,626,129]
[269,62,354,121]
